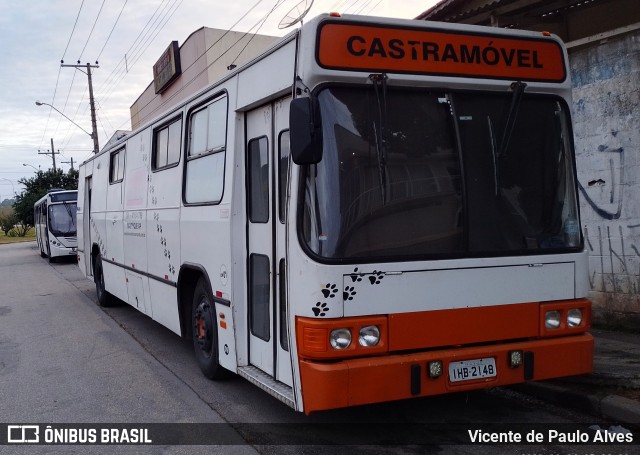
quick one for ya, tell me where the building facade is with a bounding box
[130,28,279,130]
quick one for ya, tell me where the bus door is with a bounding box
[83,176,92,276]
[245,98,293,386]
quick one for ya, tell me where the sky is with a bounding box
[0,0,436,200]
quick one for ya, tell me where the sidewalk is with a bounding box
[514,328,640,425]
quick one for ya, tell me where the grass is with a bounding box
[0,229,36,245]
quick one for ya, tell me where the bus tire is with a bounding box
[93,254,114,307]
[46,243,55,262]
[192,277,228,379]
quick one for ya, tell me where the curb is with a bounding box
[512,382,640,425]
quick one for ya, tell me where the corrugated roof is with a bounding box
[415,0,606,24]
[415,0,506,21]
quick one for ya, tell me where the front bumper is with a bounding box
[299,333,593,413]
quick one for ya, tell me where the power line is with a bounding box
[96,0,173,96]
[364,0,385,15]
[77,0,107,62]
[230,0,287,67]
[96,0,128,62]
[124,0,182,72]
[117,0,268,127]
[61,0,85,62]
[41,0,85,150]
[98,0,184,106]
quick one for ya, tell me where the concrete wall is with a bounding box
[571,31,640,327]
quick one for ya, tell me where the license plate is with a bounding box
[448,358,496,383]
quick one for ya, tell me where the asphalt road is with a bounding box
[1,241,636,454]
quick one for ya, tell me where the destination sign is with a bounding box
[316,22,566,82]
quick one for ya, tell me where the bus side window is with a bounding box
[185,96,227,204]
[110,148,125,184]
[248,136,269,223]
[153,117,182,170]
[278,130,290,224]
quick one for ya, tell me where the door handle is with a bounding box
[112,218,117,224]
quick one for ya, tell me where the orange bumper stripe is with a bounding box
[299,333,594,413]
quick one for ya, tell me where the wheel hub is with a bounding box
[194,301,214,352]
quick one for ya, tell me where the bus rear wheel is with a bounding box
[192,277,228,379]
[93,254,114,307]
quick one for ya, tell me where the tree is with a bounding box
[0,207,17,235]
[13,168,79,226]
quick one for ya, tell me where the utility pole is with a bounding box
[38,138,59,171]
[61,157,75,170]
[61,62,100,154]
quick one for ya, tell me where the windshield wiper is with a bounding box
[497,81,527,159]
[487,116,499,197]
[369,73,388,205]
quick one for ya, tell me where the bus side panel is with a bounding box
[148,282,181,336]
[146,119,182,329]
[34,201,47,258]
[180,86,235,372]
[105,151,127,303]
[123,131,151,316]
[77,162,92,277]
[236,40,296,110]
[90,153,109,260]
[147,206,181,333]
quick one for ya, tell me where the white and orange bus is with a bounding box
[77,13,592,414]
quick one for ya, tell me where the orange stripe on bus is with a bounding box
[388,303,540,351]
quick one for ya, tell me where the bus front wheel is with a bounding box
[192,277,228,379]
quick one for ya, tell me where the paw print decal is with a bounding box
[154,212,175,278]
[312,302,328,317]
[349,267,364,283]
[369,270,384,285]
[343,286,357,301]
[321,283,337,298]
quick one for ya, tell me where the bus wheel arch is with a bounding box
[92,246,114,307]
[178,265,228,379]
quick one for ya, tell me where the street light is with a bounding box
[23,163,41,172]
[0,178,15,195]
[35,101,94,139]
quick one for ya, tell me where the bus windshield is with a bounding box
[300,86,579,261]
[48,202,77,237]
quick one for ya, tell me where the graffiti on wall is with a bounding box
[579,143,640,296]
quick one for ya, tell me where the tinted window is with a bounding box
[248,137,269,223]
[301,87,579,261]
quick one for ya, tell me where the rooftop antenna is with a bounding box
[278,0,314,29]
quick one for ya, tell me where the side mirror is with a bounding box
[289,97,323,165]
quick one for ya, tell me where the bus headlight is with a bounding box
[545,310,561,329]
[329,328,352,350]
[358,325,380,347]
[567,308,583,327]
